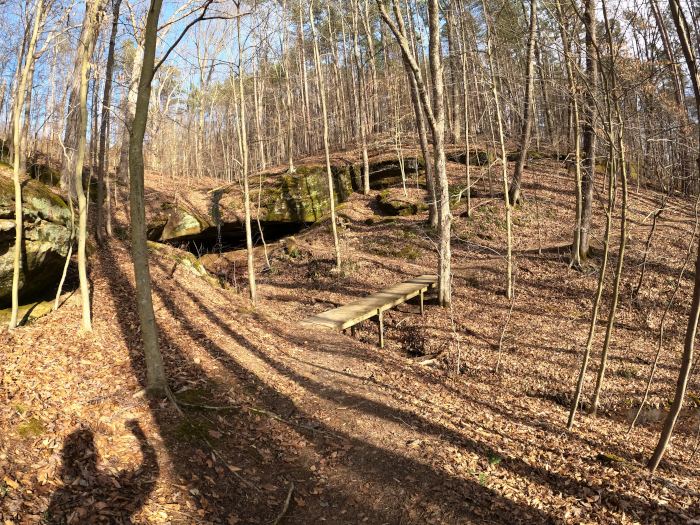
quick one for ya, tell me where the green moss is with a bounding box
[17,418,45,438]
[265,165,353,223]
[28,164,61,187]
[172,418,215,443]
[176,387,214,405]
[376,191,427,216]
[396,244,421,260]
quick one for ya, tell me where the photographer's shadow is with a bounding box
[48,420,159,524]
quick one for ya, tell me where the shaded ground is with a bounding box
[1,147,700,524]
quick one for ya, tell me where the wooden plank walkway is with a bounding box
[300,274,438,347]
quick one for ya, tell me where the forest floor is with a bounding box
[2,144,700,524]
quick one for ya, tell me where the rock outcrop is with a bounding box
[0,174,73,307]
[264,165,355,223]
[376,190,428,216]
[147,156,425,247]
[148,204,213,242]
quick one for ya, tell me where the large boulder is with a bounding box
[265,165,354,222]
[148,204,212,242]
[28,164,61,187]
[0,173,73,307]
[447,150,494,166]
[376,190,428,216]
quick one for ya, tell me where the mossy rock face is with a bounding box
[0,173,73,307]
[505,150,546,162]
[376,190,428,216]
[265,165,353,222]
[450,185,477,204]
[0,297,56,326]
[448,150,494,166]
[148,241,209,278]
[156,204,212,242]
[593,158,640,178]
[28,164,61,187]
[357,158,423,190]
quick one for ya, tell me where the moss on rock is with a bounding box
[376,190,428,216]
[265,165,353,222]
[0,174,73,307]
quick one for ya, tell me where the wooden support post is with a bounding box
[351,325,356,337]
[378,309,384,348]
[420,289,424,315]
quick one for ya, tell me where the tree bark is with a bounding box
[118,40,144,181]
[9,0,45,330]
[129,0,169,396]
[238,9,257,306]
[351,0,370,194]
[97,0,122,244]
[60,0,108,196]
[509,0,537,205]
[579,0,598,257]
[310,1,341,267]
[648,0,700,473]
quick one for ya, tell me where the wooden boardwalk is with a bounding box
[300,275,438,347]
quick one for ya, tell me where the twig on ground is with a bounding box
[271,483,294,525]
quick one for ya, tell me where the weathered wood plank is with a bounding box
[300,275,437,332]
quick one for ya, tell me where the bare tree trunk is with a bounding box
[238,10,258,306]
[567,154,614,428]
[351,0,370,195]
[392,0,436,226]
[377,0,450,305]
[427,0,451,307]
[128,0,169,396]
[298,0,311,152]
[19,59,36,176]
[9,0,45,330]
[310,1,341,267]
[509,0,537,205]
[457,11,471,218]
[117,40,144,181]
[60,0,108,196]
[555,0,583,268]
[74,5,101,334]
[483,0,512,299]
[649,0,700,473]
[97,0,122,243]
[579,0,598,257]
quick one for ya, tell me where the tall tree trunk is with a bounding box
[128,0,169,396]
[484,0,512,299]
[19,59,36,176]
[97,0,122,244]
[457,7,471,217]
[427,0,451,307]
[60,0,108,196]
[377,0,450,305]
[648,0,700,473]
[298,0,311,152]
[509,0,537,205]
[118,40,144,181]
[555,0,583,268]
[9,0,45,330]
[74,4,103,334]
[238,10,257,306]
[310,1,341,267]
[579,0,598,257]
[352,0,370,195]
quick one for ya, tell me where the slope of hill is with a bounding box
[1,151,699,524]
